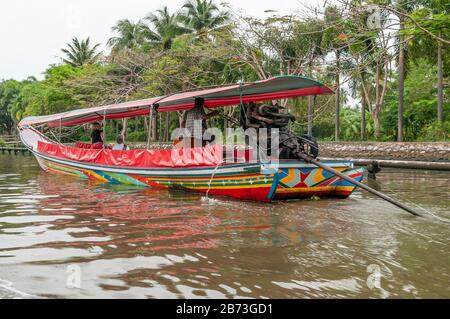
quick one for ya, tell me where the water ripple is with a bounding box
[0,154,449,298]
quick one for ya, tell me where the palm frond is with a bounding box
[61,37,101,67]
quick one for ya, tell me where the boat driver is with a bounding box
[91,122,104,145]
[180,98,219,147]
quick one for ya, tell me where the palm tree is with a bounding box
[322,5,347,141]
[290,18,326,135]
[395,0,421,140]
[180,0,230,35]
[144,6,190,50]
[107,19,148,52]
[61,37,101,67]
[396,0,407,142]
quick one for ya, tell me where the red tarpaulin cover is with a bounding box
[37,141,224,168]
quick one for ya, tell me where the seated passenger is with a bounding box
[112,135,129,151]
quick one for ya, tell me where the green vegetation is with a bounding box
[0,0,448,142]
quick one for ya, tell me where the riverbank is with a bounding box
[133,141,450,162]
[319,142,450,162]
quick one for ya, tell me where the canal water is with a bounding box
[0,154,449,298]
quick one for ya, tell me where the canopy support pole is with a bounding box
[147,106,152,149]
[102,110,106,149]
[158,112,162,146]
[151,105,158,143]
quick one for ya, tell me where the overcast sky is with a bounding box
[0,0,324,81]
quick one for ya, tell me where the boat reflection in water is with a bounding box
[25,172,310,298]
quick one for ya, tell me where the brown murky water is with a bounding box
[0,154,449,298]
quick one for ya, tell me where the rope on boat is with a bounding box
[205,159,226,199]
[49,130,63,146]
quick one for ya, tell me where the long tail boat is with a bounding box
[17,76,364,202]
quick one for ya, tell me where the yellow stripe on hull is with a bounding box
[162,184,272,190]
[275,185,356,194]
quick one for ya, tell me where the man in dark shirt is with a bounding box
[91,122,104,145]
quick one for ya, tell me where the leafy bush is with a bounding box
[312,121,335,140]
[418,121,450,141]
[0,138,5,147]
[382,59,446,141]
[104,130,119,143]
[127,131,147,142]
[339,107,363,140]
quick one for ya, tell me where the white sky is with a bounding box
[0,0,323,81]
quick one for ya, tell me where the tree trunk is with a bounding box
[374,58,382,141]
[397,17,405,142]
[437,34,444,123]
[178,111,184,127]
[151,107,157,142]
[158,112,163,141]
[279,49,285,76]
[164,112,170,141]
[146,112,151,148]
[121,118,128,139]
[307,62,314,136]
[335,50,340,141]
[373,112,381,140]
[360,96,366,141]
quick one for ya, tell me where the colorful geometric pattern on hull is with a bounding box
[274,166,364,199]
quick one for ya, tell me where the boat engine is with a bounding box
[240,103,319,160]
